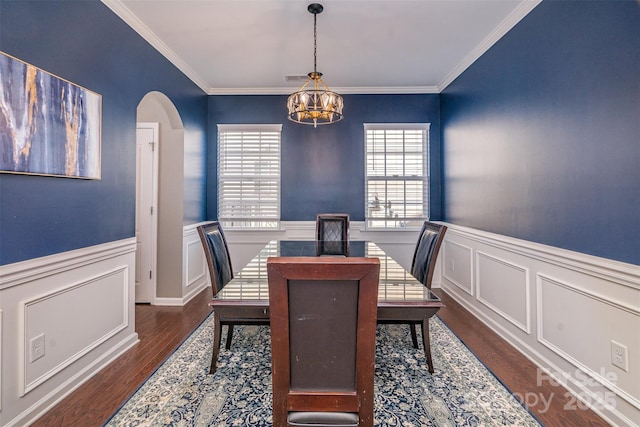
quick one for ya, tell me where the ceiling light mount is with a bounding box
[307,3,323,15]
[287,3,343,128]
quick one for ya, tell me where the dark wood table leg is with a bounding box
[410,324,419,348]
[210,311,222,374]
[225,324,234,350]
[421,318,434,374]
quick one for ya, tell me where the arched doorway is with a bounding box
[136,92,185,303]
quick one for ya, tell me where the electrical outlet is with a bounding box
[611,340,628,372]
[30,333,45,362]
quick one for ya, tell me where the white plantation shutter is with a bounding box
[225,241,278,299]
[217,124,281,228]
[364,123,429,229]
[365,243,417,293]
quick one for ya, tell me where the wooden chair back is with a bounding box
[315,213,350,256]
[267,257,380,427]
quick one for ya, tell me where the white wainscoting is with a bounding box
[20,266,129,395]
[0,238,138,427]
[153,223,211,307]
[183,221,423,287]
[182,223,209,302]
[439,223,640,427]
[222,221,423,278]
[187,219,421,311]
[476,251,531,334]
[442,239,473,295]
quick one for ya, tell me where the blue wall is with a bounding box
[0,0,208,265]
[441,1,640,265]
[4,0,636,267]
[207,94,442,222]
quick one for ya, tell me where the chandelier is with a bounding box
[287,3,344,127]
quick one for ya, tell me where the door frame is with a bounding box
[135,122,159,304]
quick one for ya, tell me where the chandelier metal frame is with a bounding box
[287,3,344,127]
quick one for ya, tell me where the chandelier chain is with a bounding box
[313,11,318,73]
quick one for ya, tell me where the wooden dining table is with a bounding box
[209,240,444,373]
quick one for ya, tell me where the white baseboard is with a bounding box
[154,280,208,307]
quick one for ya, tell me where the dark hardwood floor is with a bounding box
[33,287,609,427]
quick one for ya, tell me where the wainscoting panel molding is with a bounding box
[182,224,208,304]
[21,266,129,395]
[439,223,640,427]
[442,240,474,295]
[186,239,206,291]
[537,274,640,412]
[0,238,138,427]
[476,251,530,333]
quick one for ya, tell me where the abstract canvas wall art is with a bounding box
[0,52,101,179]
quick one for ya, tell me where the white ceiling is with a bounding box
[102,0,540,95]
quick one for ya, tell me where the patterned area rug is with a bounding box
[105,316,540,426]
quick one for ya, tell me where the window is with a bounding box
[364,123,429,229]
[217,124,281,228]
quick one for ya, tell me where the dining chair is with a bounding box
[267,256,380,427]
[315,213,350,256]
[196,221,237,373]
[406,221,447,372]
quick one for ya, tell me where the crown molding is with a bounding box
[437,0,542,92]
[103,0,539,96]
[101,0,210,93]
[207,85,440,96]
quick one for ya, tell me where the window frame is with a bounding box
[217,124,282,229]
[363,123,430,230]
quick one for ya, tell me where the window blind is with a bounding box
[217,124,282,228]
[364,123,429,229]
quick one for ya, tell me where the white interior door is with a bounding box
[135,122,159,303]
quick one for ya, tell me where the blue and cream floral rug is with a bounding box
[105,316,540,426]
